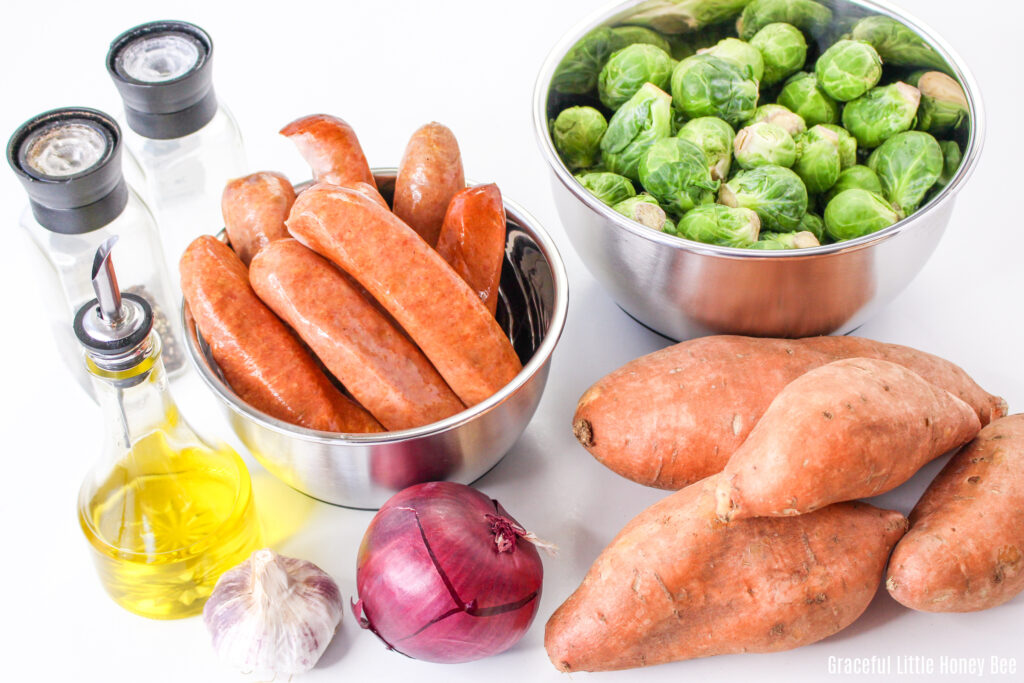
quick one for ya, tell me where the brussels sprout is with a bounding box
[748,103,806,136]
[819,124,857,169]
[814,40,882,102]
[738,0,832,40]
[910,72,969,136]
[675,204,761,247]
[823,164,882,204]
[575,171,637,206]
[676,116,735,180]
[612,193,670,230]
[777,72,840,127]
[719,165,808,231]
[734,122,797,169]
[936,140,962,189]
[797,211,824,240]
[552,27,621,95]
[749,22,807,85]
[752,230,820,249]
[670,54,759,126]
[850,16,951,73]
[611,25,673,53]
[867,130,942,215]
[552,106,608,170]
[622,0,752,35]
[842,82,921,149]
[667,35,698,61]
[824,189,899,241]
[793,125,841,194]
[698,37,764,81]
[600,82,673,181]
[639,137,720,214]
[598,44,676,110]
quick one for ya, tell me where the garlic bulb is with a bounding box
[203,548,343,675]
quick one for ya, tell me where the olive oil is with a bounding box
[79,432,260,619]
[73,240,261,619]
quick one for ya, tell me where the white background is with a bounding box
[1,0,1022,681]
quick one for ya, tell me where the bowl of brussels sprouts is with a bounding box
[533,0,981,339]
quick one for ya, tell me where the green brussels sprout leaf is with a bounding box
[612,193,670,230]
[749,103,806,136]
[749,22,807,85]
[867,130,942,214]
[599,44,676,110]
[842,82,920,148]
[719,165,809,231]
[734,122,798,169]
[824,164,882,204]
[675,204,761,247]
[752,230,820,248]
[621,0,752,35]
[793,125,842,194]
[814,39,882,102]
[698,37,765,81]
[639,137,720,214]
[738,0,833,40]
[671,54,759,126]
[777,72,840,127]
[600,82,673,181]
[824,188,900,240]
[850,15,951,73]
[553,106,608,170]
[575,171,637,206]
[676,116,735,180]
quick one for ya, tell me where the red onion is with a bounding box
[353,481,546,663]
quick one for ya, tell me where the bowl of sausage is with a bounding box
[181,114,568,509]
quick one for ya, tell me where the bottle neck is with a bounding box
[89,333,184,449]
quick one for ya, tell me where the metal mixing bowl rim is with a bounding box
[532,0,985,260]
[183,169,569,445]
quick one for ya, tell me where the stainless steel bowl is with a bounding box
[534,0,983,340]
[184,169,568,509]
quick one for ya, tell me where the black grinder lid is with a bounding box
[6,107,128,235]
[107,20,218,140]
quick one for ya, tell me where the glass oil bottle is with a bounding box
[106,20,246,276]
[75,237,261,619]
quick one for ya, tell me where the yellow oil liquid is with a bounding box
[79,431,262,619]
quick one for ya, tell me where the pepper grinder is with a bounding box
[107,20,246,277]
[75,236,261,619]
[6,106,185,399]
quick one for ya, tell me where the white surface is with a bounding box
[1,1,1022,681]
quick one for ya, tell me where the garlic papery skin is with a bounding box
[203,548,343,675]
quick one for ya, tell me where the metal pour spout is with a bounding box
[92,236,124,326]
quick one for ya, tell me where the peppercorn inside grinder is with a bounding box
[75,237,261,619]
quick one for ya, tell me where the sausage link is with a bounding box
[393,122,465,246]
[279,114,375,188]
[346,181,389,209]
[287,183,522,406]
[180,235,383,433]
[250,239,465,430]
[436,183,506,316]
[222,172,296,266]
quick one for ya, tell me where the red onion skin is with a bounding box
[355,481,543,663]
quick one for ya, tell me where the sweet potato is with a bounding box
[715,358,980,521]
[545,475,907,672]
[887,414,1024,612]
[573,335,1005,489]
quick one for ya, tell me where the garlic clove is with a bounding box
[204,548,343,675]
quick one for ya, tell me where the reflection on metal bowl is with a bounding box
[183,170,568,509]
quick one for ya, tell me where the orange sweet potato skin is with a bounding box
[716,358,981,521]
[545,476,907,672]
[887,414,1024,612]
[573,335,1005,490]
